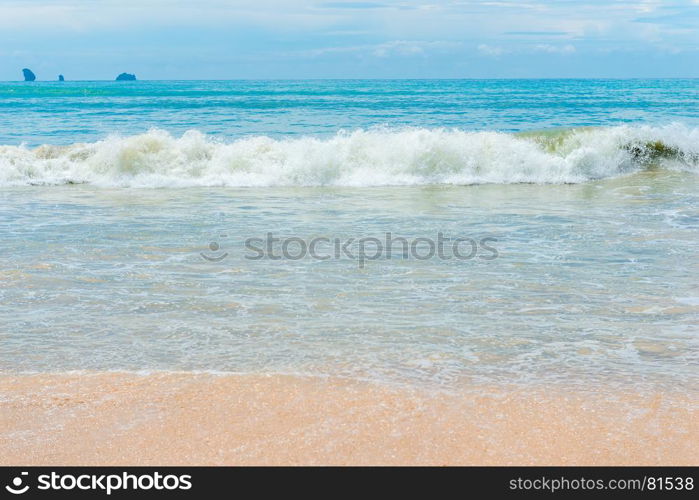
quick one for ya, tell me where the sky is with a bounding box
[1,0,698,80]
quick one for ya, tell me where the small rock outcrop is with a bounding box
[115,73,136,81]
[58,74,65,81]
[22,68,36,81]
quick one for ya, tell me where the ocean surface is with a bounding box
[1,79,698,391]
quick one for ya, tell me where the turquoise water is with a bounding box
[2,79,699,146]
[1,80,698,391]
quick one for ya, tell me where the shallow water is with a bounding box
[1,79,698,391]
[1,171,697,390]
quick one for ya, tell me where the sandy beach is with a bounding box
[1,373,696,466]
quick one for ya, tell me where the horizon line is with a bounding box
[5,77,699,82]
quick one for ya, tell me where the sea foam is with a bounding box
[1,124,698,188]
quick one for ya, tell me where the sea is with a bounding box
[1,79,698,391]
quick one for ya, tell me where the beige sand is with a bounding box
[0,373,696,466]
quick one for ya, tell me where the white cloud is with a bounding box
[477,1,547,11]
[477,44,506,56]
[478,43,576,56]
[299,40,461,59]
[373,40,425,57]
[533,43,576,54]
[372,40,460,58]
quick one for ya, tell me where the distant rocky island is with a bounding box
[19,68,139,81]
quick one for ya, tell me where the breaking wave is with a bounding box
[1,124,698,188]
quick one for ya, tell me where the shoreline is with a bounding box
[1,372,697,466]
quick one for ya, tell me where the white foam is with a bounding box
[1,124,697,188]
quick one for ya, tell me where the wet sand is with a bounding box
[1,373,696,466]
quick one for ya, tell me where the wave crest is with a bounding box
[1,125,698,187]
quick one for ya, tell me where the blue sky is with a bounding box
[1,0,698,79]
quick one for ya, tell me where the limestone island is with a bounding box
[116,73,137,81]
[22,68,36,81]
